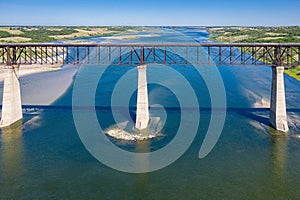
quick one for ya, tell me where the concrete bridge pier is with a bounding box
[269,66,289,132]
[135,64,149,130]
[0,65,23,128]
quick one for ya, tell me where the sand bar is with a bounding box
[0,65,79,105]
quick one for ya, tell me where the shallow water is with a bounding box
[1,28,300,199]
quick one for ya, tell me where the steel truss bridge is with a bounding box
[0,43,300,67]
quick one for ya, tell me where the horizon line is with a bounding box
[0,25,300,27]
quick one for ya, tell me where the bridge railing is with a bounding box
[0,43,299,67]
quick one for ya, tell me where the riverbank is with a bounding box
[285,67,300,81]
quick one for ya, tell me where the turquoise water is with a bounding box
[1,28,300,199]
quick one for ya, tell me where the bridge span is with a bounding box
[1,43,300,132]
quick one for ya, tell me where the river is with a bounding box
[1,27,300,199]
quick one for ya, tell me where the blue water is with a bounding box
[1,27,300,199]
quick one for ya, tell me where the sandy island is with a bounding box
[107,33,160,41]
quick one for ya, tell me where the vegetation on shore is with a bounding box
[285,66,300,81]
[0,26,146,43]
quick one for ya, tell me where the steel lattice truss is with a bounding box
[0,43,299,67]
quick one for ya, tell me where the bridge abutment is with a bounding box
[269,66,288,132]
[0,65,23,128]
[135,64,149,130]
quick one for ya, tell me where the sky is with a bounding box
[0,0,299,26]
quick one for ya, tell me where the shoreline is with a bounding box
[285,67,300,82]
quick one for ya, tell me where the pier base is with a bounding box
[135,65,149,130]
[0,65,23,128]
[269,66,288,132]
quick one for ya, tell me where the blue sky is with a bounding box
[0,0,299,26]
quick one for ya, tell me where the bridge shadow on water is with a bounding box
[228,108,270,126]
[13,105,300,127]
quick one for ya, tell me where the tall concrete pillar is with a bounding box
[0,65,23,128]
[135,64,149,130]
[269,66,288,132]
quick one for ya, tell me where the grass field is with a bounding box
[0,26,146,43]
